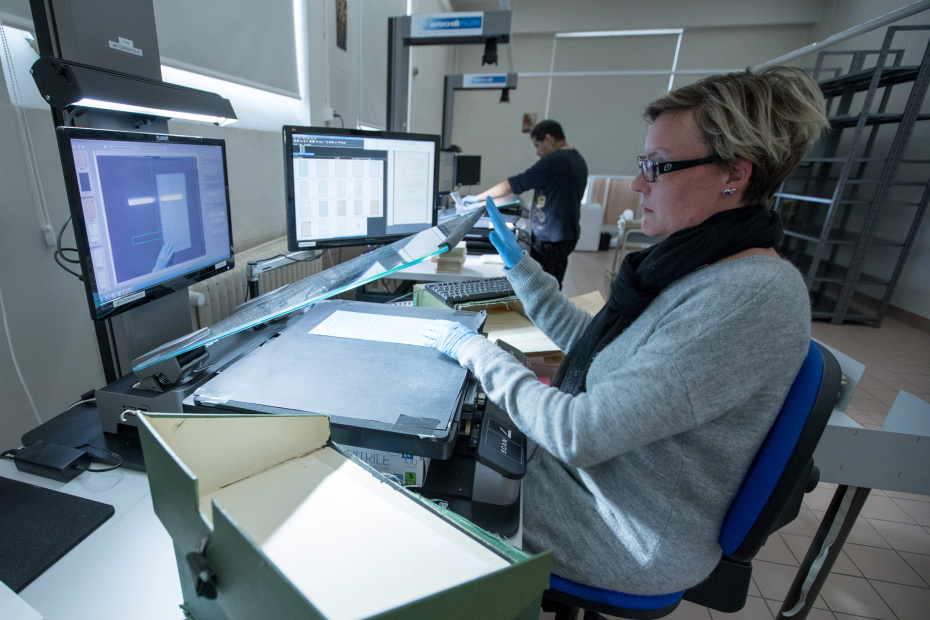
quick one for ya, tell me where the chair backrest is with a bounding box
[718,341,842,561]
[582,175,610,206]
[582,175,641,226]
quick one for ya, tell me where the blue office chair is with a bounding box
[541,340,843,619]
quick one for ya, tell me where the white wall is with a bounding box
[0,94,105,447]
[450,3,818,189]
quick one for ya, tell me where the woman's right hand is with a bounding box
[485,197,523,269]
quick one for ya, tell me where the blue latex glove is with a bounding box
[462,194,481,204]
[485,197,523,269]
[153,241,174,271]
[420,319,478,361]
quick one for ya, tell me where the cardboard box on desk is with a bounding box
[339,444,426,487]
[136,412,552,620]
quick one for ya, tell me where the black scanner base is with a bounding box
[419,489,521,538]
[419,452,522,538]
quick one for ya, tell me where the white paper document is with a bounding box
[309,310,436,347]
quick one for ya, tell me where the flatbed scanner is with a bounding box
[92,208,527,535]
[182,299,527,536]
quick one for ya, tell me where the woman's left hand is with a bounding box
[420,319,478,361]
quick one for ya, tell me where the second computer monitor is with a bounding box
[455,154,481,187]
[283,126,439,251]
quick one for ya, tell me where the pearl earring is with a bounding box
[724,188,736,196]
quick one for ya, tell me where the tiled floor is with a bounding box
[541,249,930,620]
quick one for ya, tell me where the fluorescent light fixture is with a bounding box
[73,98,235,125]
[556,29,683,38]
[31,57,237,125]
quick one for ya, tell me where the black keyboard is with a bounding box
[423,277,515,305]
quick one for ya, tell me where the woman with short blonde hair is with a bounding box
[422,66,829,595]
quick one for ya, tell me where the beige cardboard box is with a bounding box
[137,412,551,620]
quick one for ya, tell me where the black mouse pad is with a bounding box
[0,476,115,592]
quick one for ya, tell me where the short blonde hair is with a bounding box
[644,66,829,208]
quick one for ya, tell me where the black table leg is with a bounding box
[777,485,872,619]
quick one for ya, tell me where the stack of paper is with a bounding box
[484,290,605,355]
[436,242,467,273]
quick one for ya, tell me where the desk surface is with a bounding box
[1,455,523,620]
[393,254,506,282]
[0,460,184,620]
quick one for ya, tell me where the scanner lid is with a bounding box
[133,208,487,374]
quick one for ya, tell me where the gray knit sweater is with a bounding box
[456,253,810,595]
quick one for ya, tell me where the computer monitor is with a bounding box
[284,126,438,251]
[455,154,481,187]
[56,127,235,321]
[438,150,455,195]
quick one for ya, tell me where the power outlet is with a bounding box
[323,107,336,122]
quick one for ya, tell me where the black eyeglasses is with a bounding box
[636,155,718,182]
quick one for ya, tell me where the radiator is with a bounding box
[188,236,322,329]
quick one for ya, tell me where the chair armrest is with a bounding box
[806,464,820,492]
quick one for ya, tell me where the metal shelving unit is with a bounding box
[775,25,930,326]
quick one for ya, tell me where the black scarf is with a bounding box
[551,204,784,395]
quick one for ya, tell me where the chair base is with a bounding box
[542,558,753,619]
[542,587,682,620]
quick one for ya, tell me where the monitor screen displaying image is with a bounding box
[284,126,438,251]
[57,127,235,321]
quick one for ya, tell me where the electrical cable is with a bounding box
[75,443,123,473]
[57,247,80,263]
[54,251,83,279]
[57,216,80,263]
[65,396,96,411]
[53,215,83,279]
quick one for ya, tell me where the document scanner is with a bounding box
[182,299,527,536]
[94,208,527,535]
[183,300,481,460]
[96,208,487,433]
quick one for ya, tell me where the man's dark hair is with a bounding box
[530,119,565,142]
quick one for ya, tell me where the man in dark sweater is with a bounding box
[466,120,588,287]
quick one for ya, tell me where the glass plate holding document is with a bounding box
[133,208,487,373]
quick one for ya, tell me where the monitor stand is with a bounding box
[97,289,193,382]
